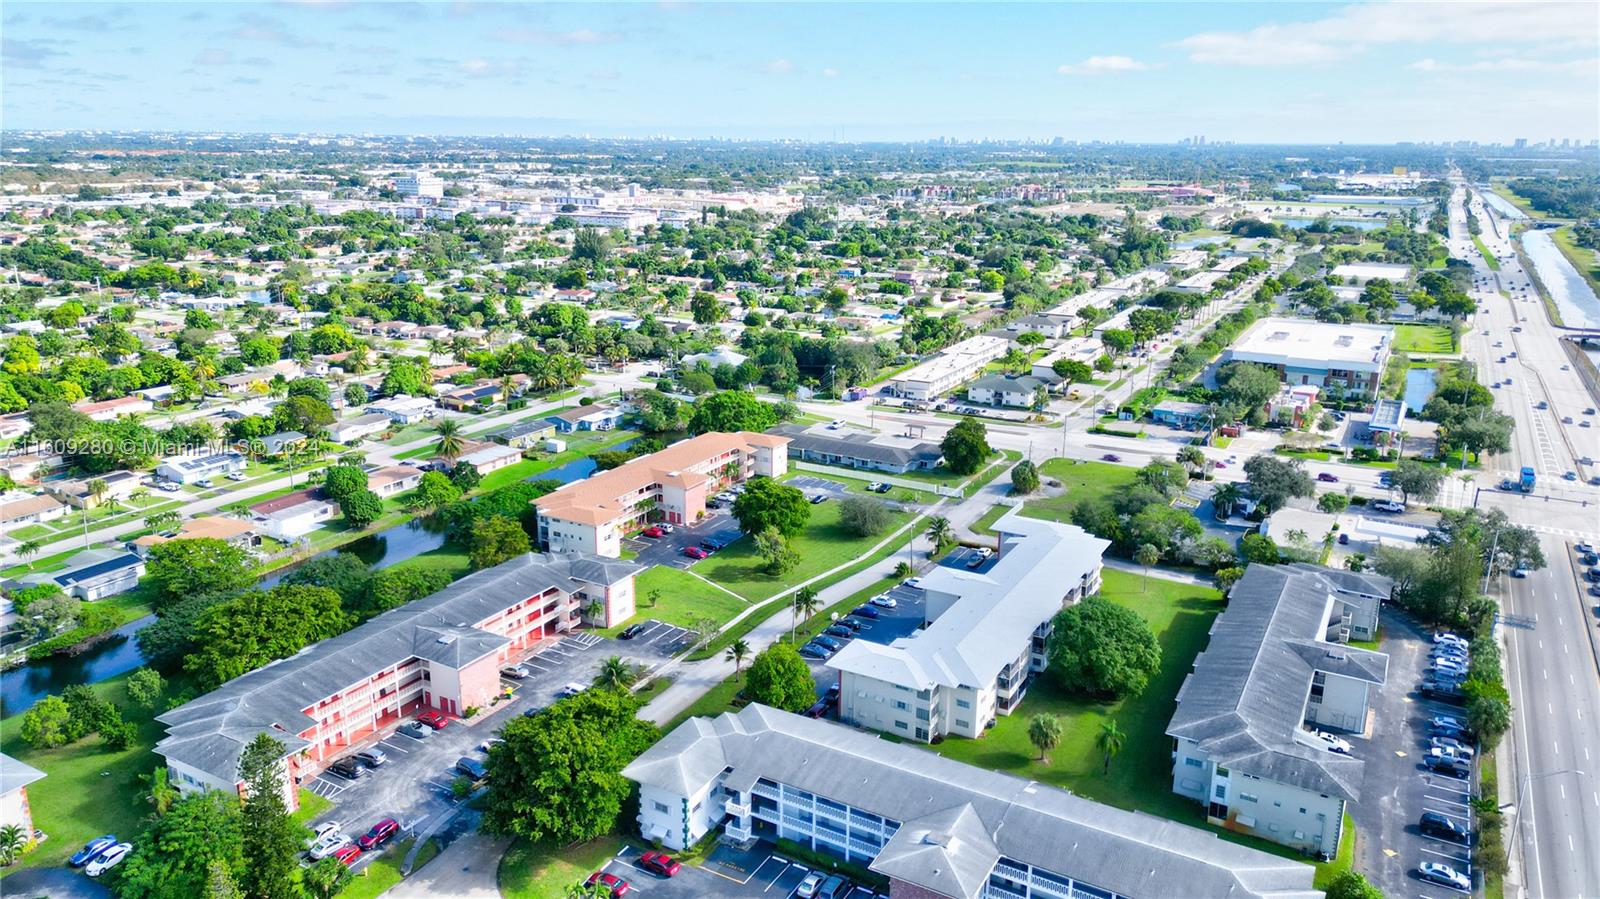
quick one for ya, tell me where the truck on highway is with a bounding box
[1519,466,1536,493]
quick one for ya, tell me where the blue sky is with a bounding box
[4,1,1596,142]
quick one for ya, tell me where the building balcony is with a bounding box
[725,797,749,818]
[993,862,1030,883]
[752,782,780,801]
[727,820,753,842]
[983,884,1028,899]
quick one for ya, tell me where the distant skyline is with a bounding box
[4,1,1597,143]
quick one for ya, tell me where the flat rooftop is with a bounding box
[1228,317,1393,373]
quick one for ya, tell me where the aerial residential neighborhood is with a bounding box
[0,3,1597,899]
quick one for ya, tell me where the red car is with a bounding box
[683,546,708,560]
[1316,472,1340,483]
[585,871,632,897]
[638,851,681,877]
[641,526,665,538]
[416,709,449,730]
[356,818,399,851]
[332,844,362,867]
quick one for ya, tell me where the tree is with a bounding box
[690,292,726,324]
[433,419,466,461]
[127,667,166,710]
[1176,445,1206,474]
[1096,719,1126,774]
[1238,532,1281,565]
[143,765,180,817]
[468,515,531,570]
[408,470,464,511]
[15,540,41,569]
[278,395,334,434]
[1134,543,1161,587]
[303,857,351,899]
[1045,596,1161,698]
[1242,454,1313,514]
[343,383,369,408]
[1011,460,1040,495]
[381,358,431,397]
[940,417,991,475]
[146,539,255,610]
[0,823,26,866]
[238,734,302,899]
[1051,358,1093,384]
[482,689,658,844]
[755,526,800,575]
[1136,459,1189,496]
[743,643,815,712]
[1210,482,1244,520]
[1323,870,1384,899]
[925,516,953,555]
[19,695,72,749]
[186,586,349,688]
[1027,714,1061,762]
[115,791,244,899]
[1215,362,1280,415]
[725,638,752,673]
[571,227,611,265]
[1317,492,1350,514]
[320,464,367,500]
[449,460,482,491]
[732,477,811,538]
[837,495,891,537]
[359,566,454,618]
[790,587,821,641]
[281,552,372,606]
[1390,458,1445,505]
[687,390,777,434]
[1213,566,1246,593]
[338,488,383,529]
[594,655,638,691]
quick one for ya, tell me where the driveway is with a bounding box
[591,841,886,899]
[806,579,927,704]
[623,509,741,570]
[0,868,113,899]
[380,830,509,899]
[1350,609,1477,898]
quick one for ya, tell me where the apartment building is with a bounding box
[396,172,444,199]
[534,431,789,558]
[770,423,943,475]
[0,754,45,838]
[1225,318,1394,398]
[888,335,1009,402]
[155,551,640,810]
[829,511,1108,742]
[1166,564,1391,859]
[624,704,1320,899]
[966,374,1049,409]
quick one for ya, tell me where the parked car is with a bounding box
[638,851,681,877]
[309,832,354,860]
[811,635,844,652]
[455,757,489,780]
[1309,730,1352,755]
[85,842,133,877]
[354,748,388,768]
[799,643,831,660]
[871,482,892,494]
[477,736,504,754]
[1426,749,1472,777]
[356,818,400,851]
[328,757,366,780]
[641,526,665,538]
[1418,862,1471,891]
[585,871,632,897]
[809,494,829,504]
[1370,500,1406,513]
[1433,632,1469,647]
[619,623,648,640]
[965,553,985,569]
[851,604,881,619]
[559,682,587,698]
[1419,812,1470,844]
[1430,736,1477,759]
[1430,716,1468,738]
[837,617,866,632]
[1511,567,1529,578]
[683,546,709,560]
[824,624,854,639]
[397,721,431,740]
[869,593,898,608]
[501,664,531,679]
[818,875,851,899]
[416,709,449,730]
[332,844,362,867]
[797,873,826,898]
[71,835,119,867]
[1316,472,1339,483]
[656,523,674,533]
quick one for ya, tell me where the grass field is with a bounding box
[499,835,626,899]
[607,565,751,636]
[337,835,440,899]
[475,428,641,492]
[691,498,915,602]
[1473,234,1501,270]
[1018,459,1138,524]
[970,501,1010,536]
[1552,225,1600,297]
[1488,181,1547,220]
[1393,323,1456,354]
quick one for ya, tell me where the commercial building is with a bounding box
[0,753,45,838]
[770,423,942,475]
[829,510,1108,742]
[1225,318,1394,398]
[534,431,788,557]
[624,704,1319,899]
[888,335,1009,402]
[1328,262,1411,286]
[1149,399,1210,429]
[156,551,640,810]
[1166,564,1391,859]
[396,172,444,199]
[13,548,146,601]
[156,451,246,485]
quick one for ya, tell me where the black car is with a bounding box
[1427,754,1472,778]
[1420,812,1469,843]
[328,757,366,780]
[811,635,844,651]
[871,483,892,494]
[799,643,830,660]
[809,494,829,505]
[823,624,854,639]
[851,605,880,619]
[836,617,865,632]
[619,623,648,640]
[455,757,489,780]
[824,683,841,702]
[699,538,720,551]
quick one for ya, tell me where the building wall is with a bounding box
[0,787,34,834]
[1210,770,1343,858]
[838,672,930,741]
[1306,672,1371,733]
[167,757,239,797]
[455,654,504,714]
[76,565,144,601]
[601,578,636,628]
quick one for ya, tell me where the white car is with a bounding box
[868,594,898,609]
[1433,632,1468,647]
[1419,861,1471,891]
[85,842,133,877]
[975,547,994,559]
[306,821,343,847]
[1370,500,1406,513]
[558,682,587,698]
[1309,730,1352,756]
[308,832,352,860]
[902,577,924,590]
[796,872,826,898]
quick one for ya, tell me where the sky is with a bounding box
[3,1,1597,143]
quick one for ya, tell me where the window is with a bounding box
[1216,766,1229,777]
[1240,792,1259,803]
[1184,758,1204,768]
[652,801,669,814]
[1214,785,1227,800]
[1299,807,1307,815]
[893,701,908,711]
[956,699,971,709]
[955,719,969,729]
[894,721,908,730]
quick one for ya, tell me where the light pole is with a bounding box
[1509,769,1583,858]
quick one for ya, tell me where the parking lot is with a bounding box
[802,579,927,702]
[622,508,742,569]
[298,624,687,862]
[587,841,886,899]
[1351,609,1478,898]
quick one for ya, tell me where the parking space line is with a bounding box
[1420,846,1471,864]
[378,740,408,753]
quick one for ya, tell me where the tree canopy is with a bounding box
[1045,596,1161,698]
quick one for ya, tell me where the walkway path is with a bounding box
[382,829,509,899]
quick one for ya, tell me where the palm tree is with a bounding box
[1134,543,1161,590]
[434,419,466,462]
[790,587,821,641]
[1210,482,1244,521]
[924,516,952,555]
[101,495,124,516]
[1097,719,1126,774]
[87,478,109,508]
[1028,714,1062,763]
[724,638,752,674]
[0,823,26,866]
[1176,445,1206,475]
[16,540,42,570]
[142,765,179,816]
[594,655,637,692]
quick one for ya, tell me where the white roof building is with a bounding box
[1329,262,1412,286]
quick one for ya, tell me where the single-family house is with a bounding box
[0,753,45,839]
[490,419,555,449]
[368,466,424,498]
[453,441,523,476]
[13,549,146,601]
[547,403,624,433]
[328,412,392,445]
[250,489,337,541]
[157,452,245,485]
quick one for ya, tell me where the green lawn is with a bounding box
[475,428,641,492]
[691,499,915,603]
[499,835,626,899]
[785,468,938,505]
[1393,323,1456,354]
[1018,459,1137,524]
[970,502,1010,536]
[1553,225,1600,297]
[335,835,440,899]
[606,566,751,636]
[1473,234,1501,271]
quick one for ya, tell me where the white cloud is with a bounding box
[193,49,233,66]
[821,67,839,78]
[1174,0,1598,66]
[1409,56,1599,73]
[1056,55,1154,75]
[764,58,796,75]
[494,27,618,46]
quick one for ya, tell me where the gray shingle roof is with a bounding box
[156,551,640,781]
[1166,565,1390,801]
[625,705,1320,899]
[968,374,1046,393]
[770,424,942,469]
